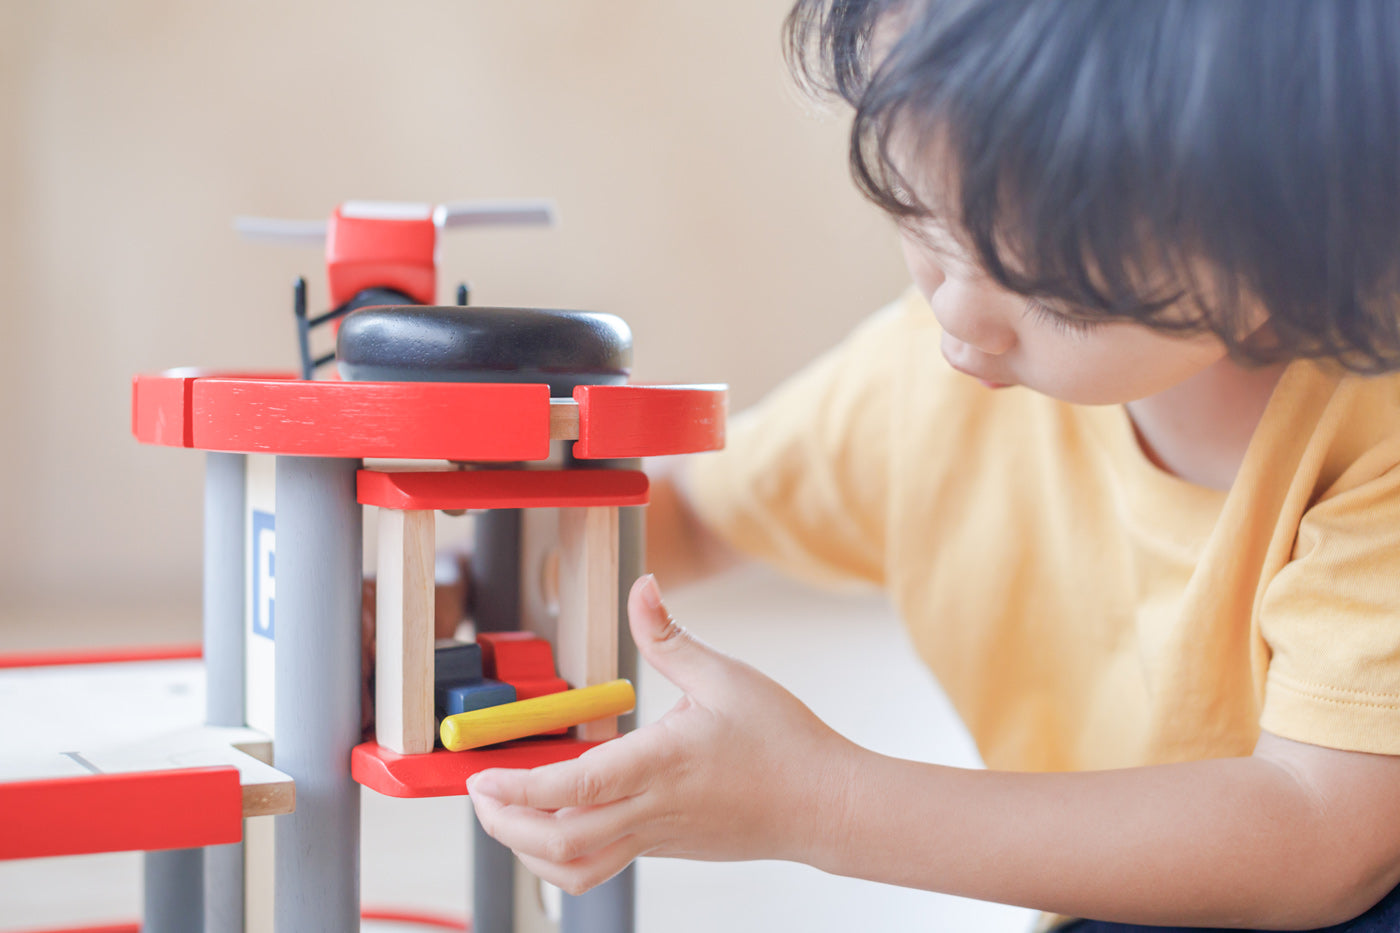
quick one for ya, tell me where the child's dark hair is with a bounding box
[786,0,1400,372]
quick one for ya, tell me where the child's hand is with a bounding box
[466,575,860,895]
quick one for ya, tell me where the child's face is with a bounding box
[900,227,1230,406]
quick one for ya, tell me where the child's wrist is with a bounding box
[786,736,865,870]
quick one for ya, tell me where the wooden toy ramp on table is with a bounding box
[0,645,292,859]
[118,331,726,933]
[0,645,289,933]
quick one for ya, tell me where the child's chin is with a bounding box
[1028,381,1137,406]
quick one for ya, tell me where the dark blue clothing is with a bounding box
[1060,880,1400,932]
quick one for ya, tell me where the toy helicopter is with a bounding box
[236,198,557,378]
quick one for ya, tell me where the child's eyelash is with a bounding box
[1023,298,1102,336]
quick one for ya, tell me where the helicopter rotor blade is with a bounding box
[433,199,558,230]
[233,216,329,245]
[235,199,557,245]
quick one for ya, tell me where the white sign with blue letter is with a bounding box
[244,455,277,734]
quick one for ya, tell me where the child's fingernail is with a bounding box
[468,774,498,797]
[640,573,664,610]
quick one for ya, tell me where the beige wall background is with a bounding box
[0,1,909,630]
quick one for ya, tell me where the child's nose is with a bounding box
[941,310,1017,356]
[959,322,1016,356]
[930,283,1018,355]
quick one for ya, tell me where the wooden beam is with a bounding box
[549,398,580,440]
[556,506,620,741]
[375,508,437,755]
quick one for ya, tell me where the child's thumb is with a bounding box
[628,574,732,698]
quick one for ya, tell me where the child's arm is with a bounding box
[644,457,746,588]
[828,731,1400,928]
[468,578,1400,929]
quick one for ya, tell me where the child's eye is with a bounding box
[1023,298,1103,337]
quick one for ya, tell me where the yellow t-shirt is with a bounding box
[688,288,1400,769]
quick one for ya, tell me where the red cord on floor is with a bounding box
[361,906,472,930]
[20,909,470,932]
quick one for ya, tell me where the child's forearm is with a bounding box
[644,457,744,588]
[467,585,1400,926]
[815,736,1400,928]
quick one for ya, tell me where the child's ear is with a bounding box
[1190,272,1273,351]
[1235,293,1274,340]
[1222,291,1285,362]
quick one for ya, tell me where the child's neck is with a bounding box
[1125,357,1288,491]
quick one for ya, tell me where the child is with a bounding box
[466,1,1400,929]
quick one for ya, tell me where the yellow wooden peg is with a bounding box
[440,679,636,752]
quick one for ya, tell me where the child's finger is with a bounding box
[469,790,642,868]
[468,732,654,811]
[627,574,736,698]
[515,835,643,897]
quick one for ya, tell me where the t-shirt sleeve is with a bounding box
[1258,449,1400,755]
[683,291,921,589]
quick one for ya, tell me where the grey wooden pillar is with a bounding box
[204,451,247,933]
[144,847,205,932]
[273,455,362,932]
[472,508,524,933]
[561,460,641,933]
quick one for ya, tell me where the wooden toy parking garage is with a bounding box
[0,200,727,933]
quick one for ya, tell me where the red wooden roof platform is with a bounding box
[132,371,726,461]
